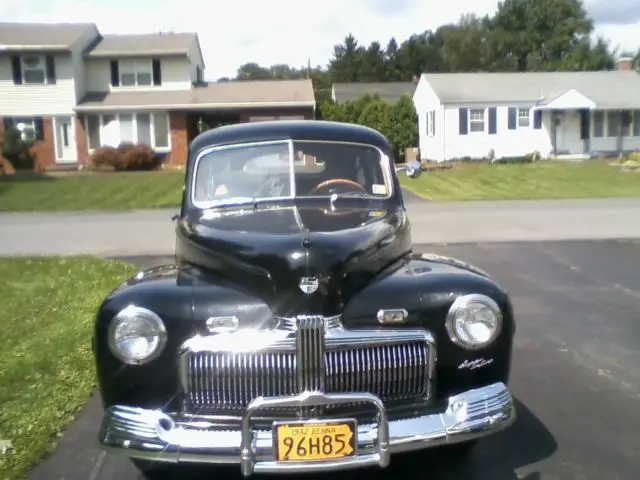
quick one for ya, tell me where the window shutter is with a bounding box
[459,108,468,135]
[533,110,542,129]
[3,118,15,132]
[33,117,45,141]
[152,58,162,85]
[488,107,497,134]
[110,60,119,86]
[45,56,56,84]
[508,107,517,130]
[11,56,22,84]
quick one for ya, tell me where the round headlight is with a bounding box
[108,305,167,364]
[445,294,502,350]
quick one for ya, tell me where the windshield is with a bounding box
[192,140,392,207]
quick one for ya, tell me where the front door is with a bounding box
[54,116,77,163]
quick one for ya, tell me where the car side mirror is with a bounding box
[396,160,422,179]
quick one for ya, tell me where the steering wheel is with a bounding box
[309,178,367,196]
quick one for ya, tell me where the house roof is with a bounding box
[0,22,97,51]
[85,32,199,58]
[75,79,316,112]
[332,82,416,104]
[420,71,640,109]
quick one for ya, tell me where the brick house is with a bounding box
[0,22,316,171]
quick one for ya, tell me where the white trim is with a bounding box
[84,111,172,153]
[468,108,486,133]
[53,115,77,163]
[21,54,47,84]
[117,58,153,87]
[74,101,316,112]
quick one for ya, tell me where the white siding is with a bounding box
[70,27,101,102]
[413,76,445,161]
[188,41,205,82]
[85,56,193,92]
[0,54,76,115]
[441,104,552,160]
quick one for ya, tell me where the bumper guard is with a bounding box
[99,382,516,476]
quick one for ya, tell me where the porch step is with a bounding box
[43,163,79,172]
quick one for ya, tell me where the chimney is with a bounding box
[616,56,634,71]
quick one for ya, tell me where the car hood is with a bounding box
[175,203,412,316]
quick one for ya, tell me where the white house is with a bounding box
[0,22,316,171]
[412,59,640,162]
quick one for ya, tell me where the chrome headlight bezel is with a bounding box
[445,294,503,350]
[107,305,168,365]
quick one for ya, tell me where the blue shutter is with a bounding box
[459,108,468,135]
[11,56,22,84]
[45,56,56,84]
[508,107,517,130]
[110,60,119,86]
[533,110,542,129]
[488,107,497,134]
[152,58,162,85]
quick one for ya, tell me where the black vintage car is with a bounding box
[94,120,516,478]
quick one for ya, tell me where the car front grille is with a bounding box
[180,324,434,415]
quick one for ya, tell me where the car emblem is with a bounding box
[299,276,319,294]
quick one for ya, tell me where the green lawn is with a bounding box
[400,160,640,201]
[0,171,184,212]
[0,257,138,480]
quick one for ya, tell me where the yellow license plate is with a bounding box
[274,420,356,462]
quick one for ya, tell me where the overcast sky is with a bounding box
[5,0,640,79]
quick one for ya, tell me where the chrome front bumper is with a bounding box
[99,382,516,476]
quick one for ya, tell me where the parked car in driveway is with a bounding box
[92,120,517,478]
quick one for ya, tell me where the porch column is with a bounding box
[550,111,559,154]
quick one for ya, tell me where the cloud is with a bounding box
[4,0,640,79]
[587,0,640,26]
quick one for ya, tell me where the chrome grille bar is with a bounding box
[296,316,325,392]
[181,328,434,414]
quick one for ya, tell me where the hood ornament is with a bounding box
[299,276,319,294]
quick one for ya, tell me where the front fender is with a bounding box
[94,264,272,410]
[343,253,515,399]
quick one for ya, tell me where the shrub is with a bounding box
[91,146,119,169]
[1,127,36,170]
[90,143,160,171]
[117,143,159,171]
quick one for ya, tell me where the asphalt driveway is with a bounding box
[26,239,640,480]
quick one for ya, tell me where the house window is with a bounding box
[22,56,46,83]
[518,108,530,127]
[85,113,171,150]
[86,116,101,149]
[469,109,485,132]
[119,59,152,87]
[3,117,44,142]
[607,111,620,137]
[119,114,135,142]
[593,111,604,138]
[425,110,435,136]
[153,113,169,147]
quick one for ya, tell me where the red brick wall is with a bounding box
[75,115,89,167]
[0,115,55,171]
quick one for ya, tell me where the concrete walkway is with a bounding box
[1,198,640,256]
